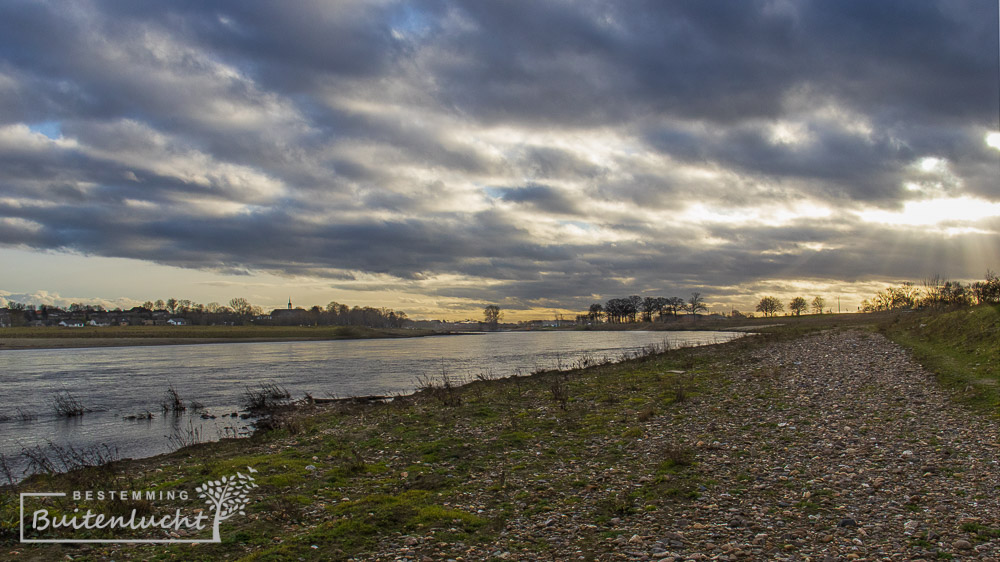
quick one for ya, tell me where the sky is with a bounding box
[0,0,998,320]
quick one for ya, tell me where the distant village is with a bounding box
[0,297,547,332]
[0,298,415,329]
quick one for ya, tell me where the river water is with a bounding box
[0,330,739,480]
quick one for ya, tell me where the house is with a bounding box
[58,320,85,328]
[87,319,111,327]
[167,318,188,326]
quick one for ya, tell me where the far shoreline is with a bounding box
[0,328,455,351]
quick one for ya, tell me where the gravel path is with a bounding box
[370,330,1000,561]
[623,329,1000,561]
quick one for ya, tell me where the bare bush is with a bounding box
[549,375,570,410]
[414,372,463,407]
[20,442,120,477]
[161,386,186,413]
[52,391,87,417]
[167,420,204,448]
[241,383,292,412]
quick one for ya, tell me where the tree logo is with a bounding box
[195,469,259,542]
[20,467,260,544]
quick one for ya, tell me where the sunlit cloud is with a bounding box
[988,132,1000,150]
[0,1,996,317]
[856,196,1000,228]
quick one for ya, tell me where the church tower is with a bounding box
[288,297,292,310]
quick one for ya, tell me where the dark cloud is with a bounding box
[497,184,582,216]
[0,0,997,310]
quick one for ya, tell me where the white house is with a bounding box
[167,318,188,326]
[59,320,85,328]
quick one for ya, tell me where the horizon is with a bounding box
[1,2,998,321]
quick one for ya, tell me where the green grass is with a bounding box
[880,305,1000,415]
[3,305,997,559]
[2,336,726,560]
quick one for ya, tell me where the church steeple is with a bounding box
[288,297,292,310]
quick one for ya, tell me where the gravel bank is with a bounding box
[371,330,1000,561]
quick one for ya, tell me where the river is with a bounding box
[0,330,740,481]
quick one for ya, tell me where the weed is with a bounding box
[52,391,87,417]
[161,385,186,412]
[242,382,292,412]
[414,372,463,407]
[549,375,569,409]
[167,420,204,448]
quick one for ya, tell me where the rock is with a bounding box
[838,518,857,528]
[955,539,973,550]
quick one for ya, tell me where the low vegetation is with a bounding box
[880,304,1000,415]
[2,306,997,559]
[51,391,87,417]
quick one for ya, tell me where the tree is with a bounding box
[641,297,661,322]
[789,297,808,316]
[483,304,502,330]
[229,297,254,317]
[154,299,165,311]
[142,301,154,310]
[811,296,826,315]
[662,297,684,318]
[863,283,920,312]
[604,298,626,323]
[756,296,784,317]
[587,303,604,323]
[626,295,642,322]
[166,298,178,314]
[972,270,1000,304]
[687,292,707,317]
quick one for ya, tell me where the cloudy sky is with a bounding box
[0,0,998,319]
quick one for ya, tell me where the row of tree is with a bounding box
[754,296,827,317]
[586,293,708,323]
[266,301,409,328]
[1,297,411,329]
[861,271,1000,312]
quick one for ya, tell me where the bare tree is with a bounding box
[665,297,685,318]
[811,296,826,314]
[483,304,503,330]
[687,292,707,317]
[229,297,254,317]
[588,303,604,323]
[756,296,784,317]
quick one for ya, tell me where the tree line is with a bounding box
[0,297,410,329]
[753,295,827,317]
[751,270,1000,317]
[859,271,1000,312]
[586,293,708,324]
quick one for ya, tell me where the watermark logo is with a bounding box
[20,467,259,544]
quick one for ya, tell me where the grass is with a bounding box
[2,334,727,559]
[2,306,996,559]
[879,304,1000,415]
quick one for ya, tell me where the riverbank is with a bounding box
[0,326,443,350]
[3,309,999,560]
